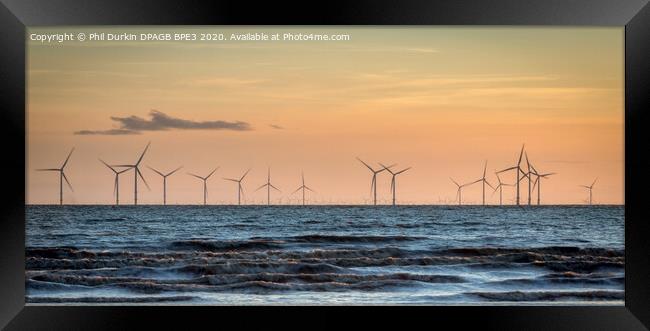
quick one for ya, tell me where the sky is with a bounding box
[26,27,624,205]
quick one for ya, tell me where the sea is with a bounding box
[25,205,624,305]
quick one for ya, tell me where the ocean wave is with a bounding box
[107,278,449,294]
[169,239,285,251]
[26,295,196,303]
[489,276,624,287]
[532,261,624,273]
[28,271,465,288]
[26,257,180,270]
[176,262,345,275]
[282,234,425,243]
[468,290,624,301]
[442,246,623,258]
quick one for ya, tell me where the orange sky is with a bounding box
[26,27,624,205]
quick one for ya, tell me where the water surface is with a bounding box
[26,205,624,305]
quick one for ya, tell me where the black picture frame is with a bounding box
[1,0,649,329]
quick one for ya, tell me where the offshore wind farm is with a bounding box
[31,143,598,206]
[26,27,623,305]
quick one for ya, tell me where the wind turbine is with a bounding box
[223,169,251,205]
[148,166,182,205]
[497,144,528,206]
[255,167,281,206]
[99,159,131,205]
[529,163,556,205]
[357,157,391,205]
[112,142,150,205]
[450,177,468,205]
[380,163,410,206]
[493,171,514,206]
[292,172,314,206]
[37,148,74,205]
[466,161,495,205]
[188,168,218,205]
[580,178,598,205]
[524,152,539,205]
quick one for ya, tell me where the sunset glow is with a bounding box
[27,27,624,205]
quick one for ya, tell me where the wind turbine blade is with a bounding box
[223,178,238,182]
[206,167,219,179]
[517,144,525,166]
[517,175,526,183]
[450,177,460,187]
[99,159,116,173]
[113,176,118,197]
[240,168,251,181]
[491,185,499,195]
[467,178,482,186]
[580,185,590,189]
[356,157,374,172]
[495,171,502,183]
[379,163,396,174]
[37,168,60,171]
[379,163,395,174]
[137,168,150,190]
[188,173,203,180]
[62,148,75,169]
[255,183,268,191]
[304,186,315,193]
[591,177,598,188]
[483,160,487,178]
[148,166,165,177]
[118,168,131,174]
[395,167,411,175]
[62,172,73,192]
[112,164,134,168]
[532,177,539,191]
[497,166,517,173]
[136,142,150,165]
[291,187,302,195]
[525,152,531,172]
[485,180,495,190]
[390,177,395,192]
[270,184,281,192]
[167,166,183,176]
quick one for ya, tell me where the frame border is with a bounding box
[1,0,649,329]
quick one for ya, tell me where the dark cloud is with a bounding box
[75,110,252,135]
[74,129,140,135]
[269,124,284,130]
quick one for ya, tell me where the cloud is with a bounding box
[269,124,284,130]
[74,129,140,135]
[75,110,252,135]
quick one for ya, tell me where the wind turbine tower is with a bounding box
[188,167,218,205]
[357,157,391,205]
[112,142,151,205]
[224,169,251,205]
[256,167,281,206]
[100,159,131,205]
[380,163,410,206]
[149,166,182,205]
[37,148,75,205]
[292,172,314,206]
[581,178,598,205]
